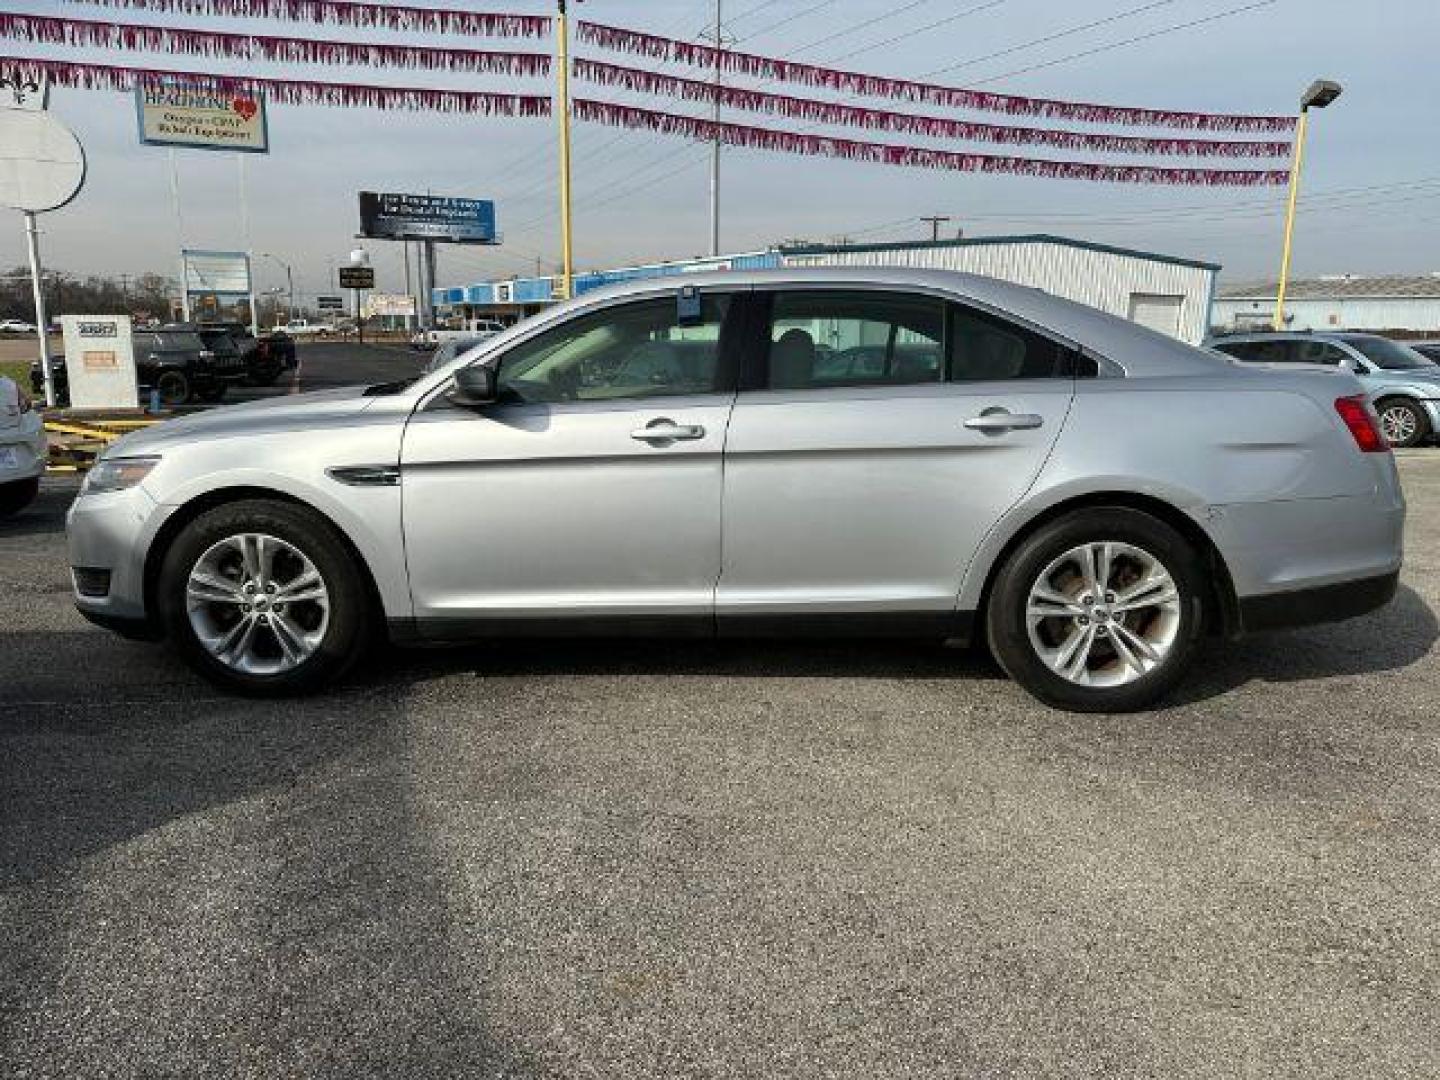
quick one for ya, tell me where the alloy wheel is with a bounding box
[1025,541,1182,688]
[1380,405,1418,446]
[185,532,331,675]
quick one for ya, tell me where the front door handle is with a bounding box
[631,419,706,442]
[964,410,1044,434]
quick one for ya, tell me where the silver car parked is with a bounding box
[1207,331,1440,448]
[68,268,1404,712]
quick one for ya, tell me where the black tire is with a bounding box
[984,508,1208,713]
[0,476,39,517]
[248,360,283,386]
[157,499,373,695]
[1376,398,1430,448]
[155,369,192,407]
[195,382,228,403]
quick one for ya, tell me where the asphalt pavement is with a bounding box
[2,356,1439,1078]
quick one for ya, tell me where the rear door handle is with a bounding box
[631,419,706,442]
[964,410,1044,433]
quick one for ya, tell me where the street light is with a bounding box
[258,252,294,329]
[1273,79,1342,330]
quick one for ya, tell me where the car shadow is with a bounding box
[1170,583,1438,705]
[344,583,1437,707]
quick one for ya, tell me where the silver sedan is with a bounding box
[66,268,1404,711]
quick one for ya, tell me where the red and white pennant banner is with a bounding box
[576,22,1295,134]
[574,59,1292,159]
[1,14,551,76]
[573,99,1291,187]
[58,0,551,38]
[0,56,553,115]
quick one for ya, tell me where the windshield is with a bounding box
[1343,336,1436,371]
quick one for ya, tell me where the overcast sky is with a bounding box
[3,0,1437,302]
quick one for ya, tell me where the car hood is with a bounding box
[105,385,386,456]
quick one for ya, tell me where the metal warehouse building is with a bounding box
[1212,275,1440,334]
[434,234,1219,343]
[782,236,1218,343]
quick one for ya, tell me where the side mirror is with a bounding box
[449,363,497,407]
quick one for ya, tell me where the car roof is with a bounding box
[568,265,1220,376]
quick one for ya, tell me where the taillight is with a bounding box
[1334,395,1387,453]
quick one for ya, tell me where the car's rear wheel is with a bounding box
[158,500,372,695]
[155,370,192,407]
[0,476,39,517]
[985,508,1207,713]
[1376,398,1429,448]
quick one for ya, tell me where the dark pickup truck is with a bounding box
[200,321,297,386]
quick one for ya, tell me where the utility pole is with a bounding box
[920,215,951,243]
[707,0,723,257]
[554,0,575,300]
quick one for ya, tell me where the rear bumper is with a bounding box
[1240,570,1398,633]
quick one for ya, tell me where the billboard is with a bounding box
[182,250,252,295]
[136,82,269,153]
[364,293,416,318]
[359,192,496,244]
[61,315,137,410]
[316,295,345,311]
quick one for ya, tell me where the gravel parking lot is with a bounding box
[2,429,1438,1075]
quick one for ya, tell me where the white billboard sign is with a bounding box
[183,249,252,295]
[61,315,137,410]
[364,293,417,318]
[136,83,269,154]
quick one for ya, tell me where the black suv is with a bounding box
[32,324,246,407]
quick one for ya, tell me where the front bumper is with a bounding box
[66,482,173,628]
[0,413,47,482]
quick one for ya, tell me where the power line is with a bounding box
[968,0,1280,86]
[737,0,844,43]
[825,0,1010,64]
[924,0,1182,77]
[787,0,939,56]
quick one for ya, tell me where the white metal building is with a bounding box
[781,234,1220,344]
[1212,275,1440,334]
[433,234,1220,343]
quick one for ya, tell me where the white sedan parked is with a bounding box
[1,376,45,516]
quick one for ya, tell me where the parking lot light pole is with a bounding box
[259,253,294,328]
[1274,79,1342,331]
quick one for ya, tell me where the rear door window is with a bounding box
[763,291,945,390]
[949,304,1070,380]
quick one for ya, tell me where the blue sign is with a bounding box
[358,192,496,244]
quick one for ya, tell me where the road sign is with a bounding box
[317,295,345,311]
[338,266,374,289]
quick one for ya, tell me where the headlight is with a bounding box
[83,455,160,494]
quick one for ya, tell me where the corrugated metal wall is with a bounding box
[1214,296,1440,333]
[783,240,1216,343]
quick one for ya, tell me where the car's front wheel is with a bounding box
[985,508,1207,713]
[158,500,372,695]
[1376,398,1430,448]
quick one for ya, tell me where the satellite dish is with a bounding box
[0,109,85,213]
